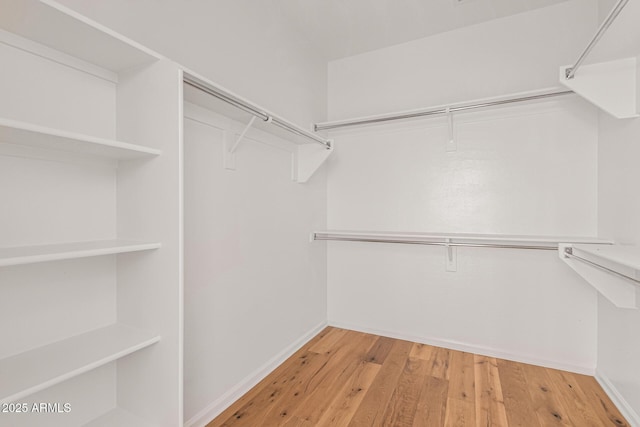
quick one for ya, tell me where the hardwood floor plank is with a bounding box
[364,336,395,364]
[520,362,574,426]
[308,327,349,354]
[315,361,381,426]
[474,355,509,427]
[347,339,414,427]
[428,346,451,380]
[496,358,541,427]
[412,375,449,426]
[571,372,629,426]
[444,397,476,427]
[409,342,433,361]
[380,357,431,426]
[448,350,475,403]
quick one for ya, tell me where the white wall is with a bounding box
[54,0,328,129]
[326,1,601,372]
[328,0,598,120]
[183,103,327,425]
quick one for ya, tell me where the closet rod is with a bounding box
[565,0,629,79]
[563,247,640,285]
[183,74,332,149]
[313,89,573,131]
[314,235,557,251]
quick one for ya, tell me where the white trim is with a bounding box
[328,320,595,376]
[0,28,117,83]
[595,370,640,427]
[184,320,328,427]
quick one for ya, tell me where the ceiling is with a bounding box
[273,0,570,60]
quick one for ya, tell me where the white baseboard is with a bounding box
[184,320,328,427]
[328,320,595,376]
[595,370,640,427]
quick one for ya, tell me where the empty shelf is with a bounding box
[0,0,160,74]
[0,324,160,404]
[0,240,161,267]
[0,118,161,160]
[84,408,157,427]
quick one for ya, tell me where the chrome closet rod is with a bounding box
[314,235,558,251]
[313,90,573,131]
[563,247,640,285]
[565,0,629,79]
[184,75,332,149]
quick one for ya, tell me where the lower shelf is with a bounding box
[0,324,160,404]
[84,407,157,427]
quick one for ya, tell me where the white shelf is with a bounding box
[84,408,157,427]
[0,0,160,74]
[560,244,639,309]
[0,118,161,160]
[314,230,612,248]
[572,244,640,275]
[0,240,161,267]
[0,324,160,404]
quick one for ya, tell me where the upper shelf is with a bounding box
[0,118,161,160]
[314,231,612,249]
[0,0,161,75]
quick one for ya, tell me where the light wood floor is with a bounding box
[208,327,628,426]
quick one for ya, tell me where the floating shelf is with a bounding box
[560,243,640,309]
[0,118,161,160]
[84,408,158,427]
[0,240,161,267]
[0,0,160,75]
[314,231,612,249]
[0,324,160,404]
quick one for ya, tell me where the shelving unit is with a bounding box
[0,324,160,405]
[0,240,161,267]
[0,118,162,160]
[560,243,640,309]
[0,1,183,425]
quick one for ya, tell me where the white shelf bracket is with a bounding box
[224,116,258,170]
[445,238,457,272]
[293,140,333,183]
[559,243,637,309]
[559,57,639,119]
[445,107,457,152]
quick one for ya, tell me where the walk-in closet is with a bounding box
[1,0,639,426]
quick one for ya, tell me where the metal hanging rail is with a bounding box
[313,89,573,132]
[313,232,611,251]
[563,247,640,285]
[565,0,630,79]
[184,73,332,149]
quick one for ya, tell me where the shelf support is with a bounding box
[224,116,259,170]
[445,238,457,272]
[294,140,333,183]
[445,107,456,152]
